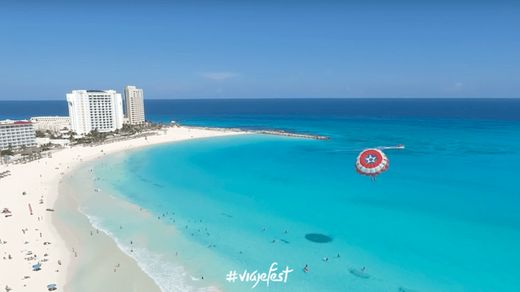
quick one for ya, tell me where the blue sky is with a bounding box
[0,0,519,99]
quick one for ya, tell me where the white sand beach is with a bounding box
[0,126,244,292]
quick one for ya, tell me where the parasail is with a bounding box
[355,148,389,179]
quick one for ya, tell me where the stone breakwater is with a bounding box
[183,126,330,140]
[251,130,329,140]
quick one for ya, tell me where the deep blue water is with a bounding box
[1,98,520,124]
[5,99,520,291]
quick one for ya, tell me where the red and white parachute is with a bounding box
[355,148,389,178]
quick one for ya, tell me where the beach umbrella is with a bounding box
[32,263,41,271]
[355,148,389,179]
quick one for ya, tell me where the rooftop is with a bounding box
[0,120,32,125]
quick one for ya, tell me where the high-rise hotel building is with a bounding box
[124,85,145,124]
[0,120,37,150]
[66,90,124,135]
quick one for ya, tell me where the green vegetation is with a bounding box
[0,144,14,156]
[72,122,165,145]
[0,149,14,156]
[75,129,107,144]
[119,122,161,135]
[35,130,46,138]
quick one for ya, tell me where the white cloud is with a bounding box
[200,72,238,81]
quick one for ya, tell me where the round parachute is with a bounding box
[355,148,389,177]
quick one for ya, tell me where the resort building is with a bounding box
[35,137,70,147]
[66,90,124,135]
[0,120,37,150]
[124,85,145,124]
[30,116,71,134]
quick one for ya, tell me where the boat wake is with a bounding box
[377,144,405,150]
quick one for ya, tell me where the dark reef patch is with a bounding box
[305,233,332,243]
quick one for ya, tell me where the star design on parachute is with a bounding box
[365,154,377,164]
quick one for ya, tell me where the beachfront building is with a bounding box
[66,90,124,135]
[30,116,71,134]
[0,120,37,150]
[124,85,145,124]
[35,137,70,147]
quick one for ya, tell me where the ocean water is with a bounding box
[4,99,520,291]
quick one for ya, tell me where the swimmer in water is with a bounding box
[303,264,309,273]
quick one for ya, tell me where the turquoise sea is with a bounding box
[6,99,520,291]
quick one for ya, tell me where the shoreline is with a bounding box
[0,126,245,291]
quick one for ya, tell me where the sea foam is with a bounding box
[80,210,220,292]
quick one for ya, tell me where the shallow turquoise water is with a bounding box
[81,116,520,292]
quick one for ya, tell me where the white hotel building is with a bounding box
[30,116,71,134]
[0,120,37,150]
[124,85,145,124]
[66,90,124,135]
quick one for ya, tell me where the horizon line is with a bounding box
[1,97,519,101]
